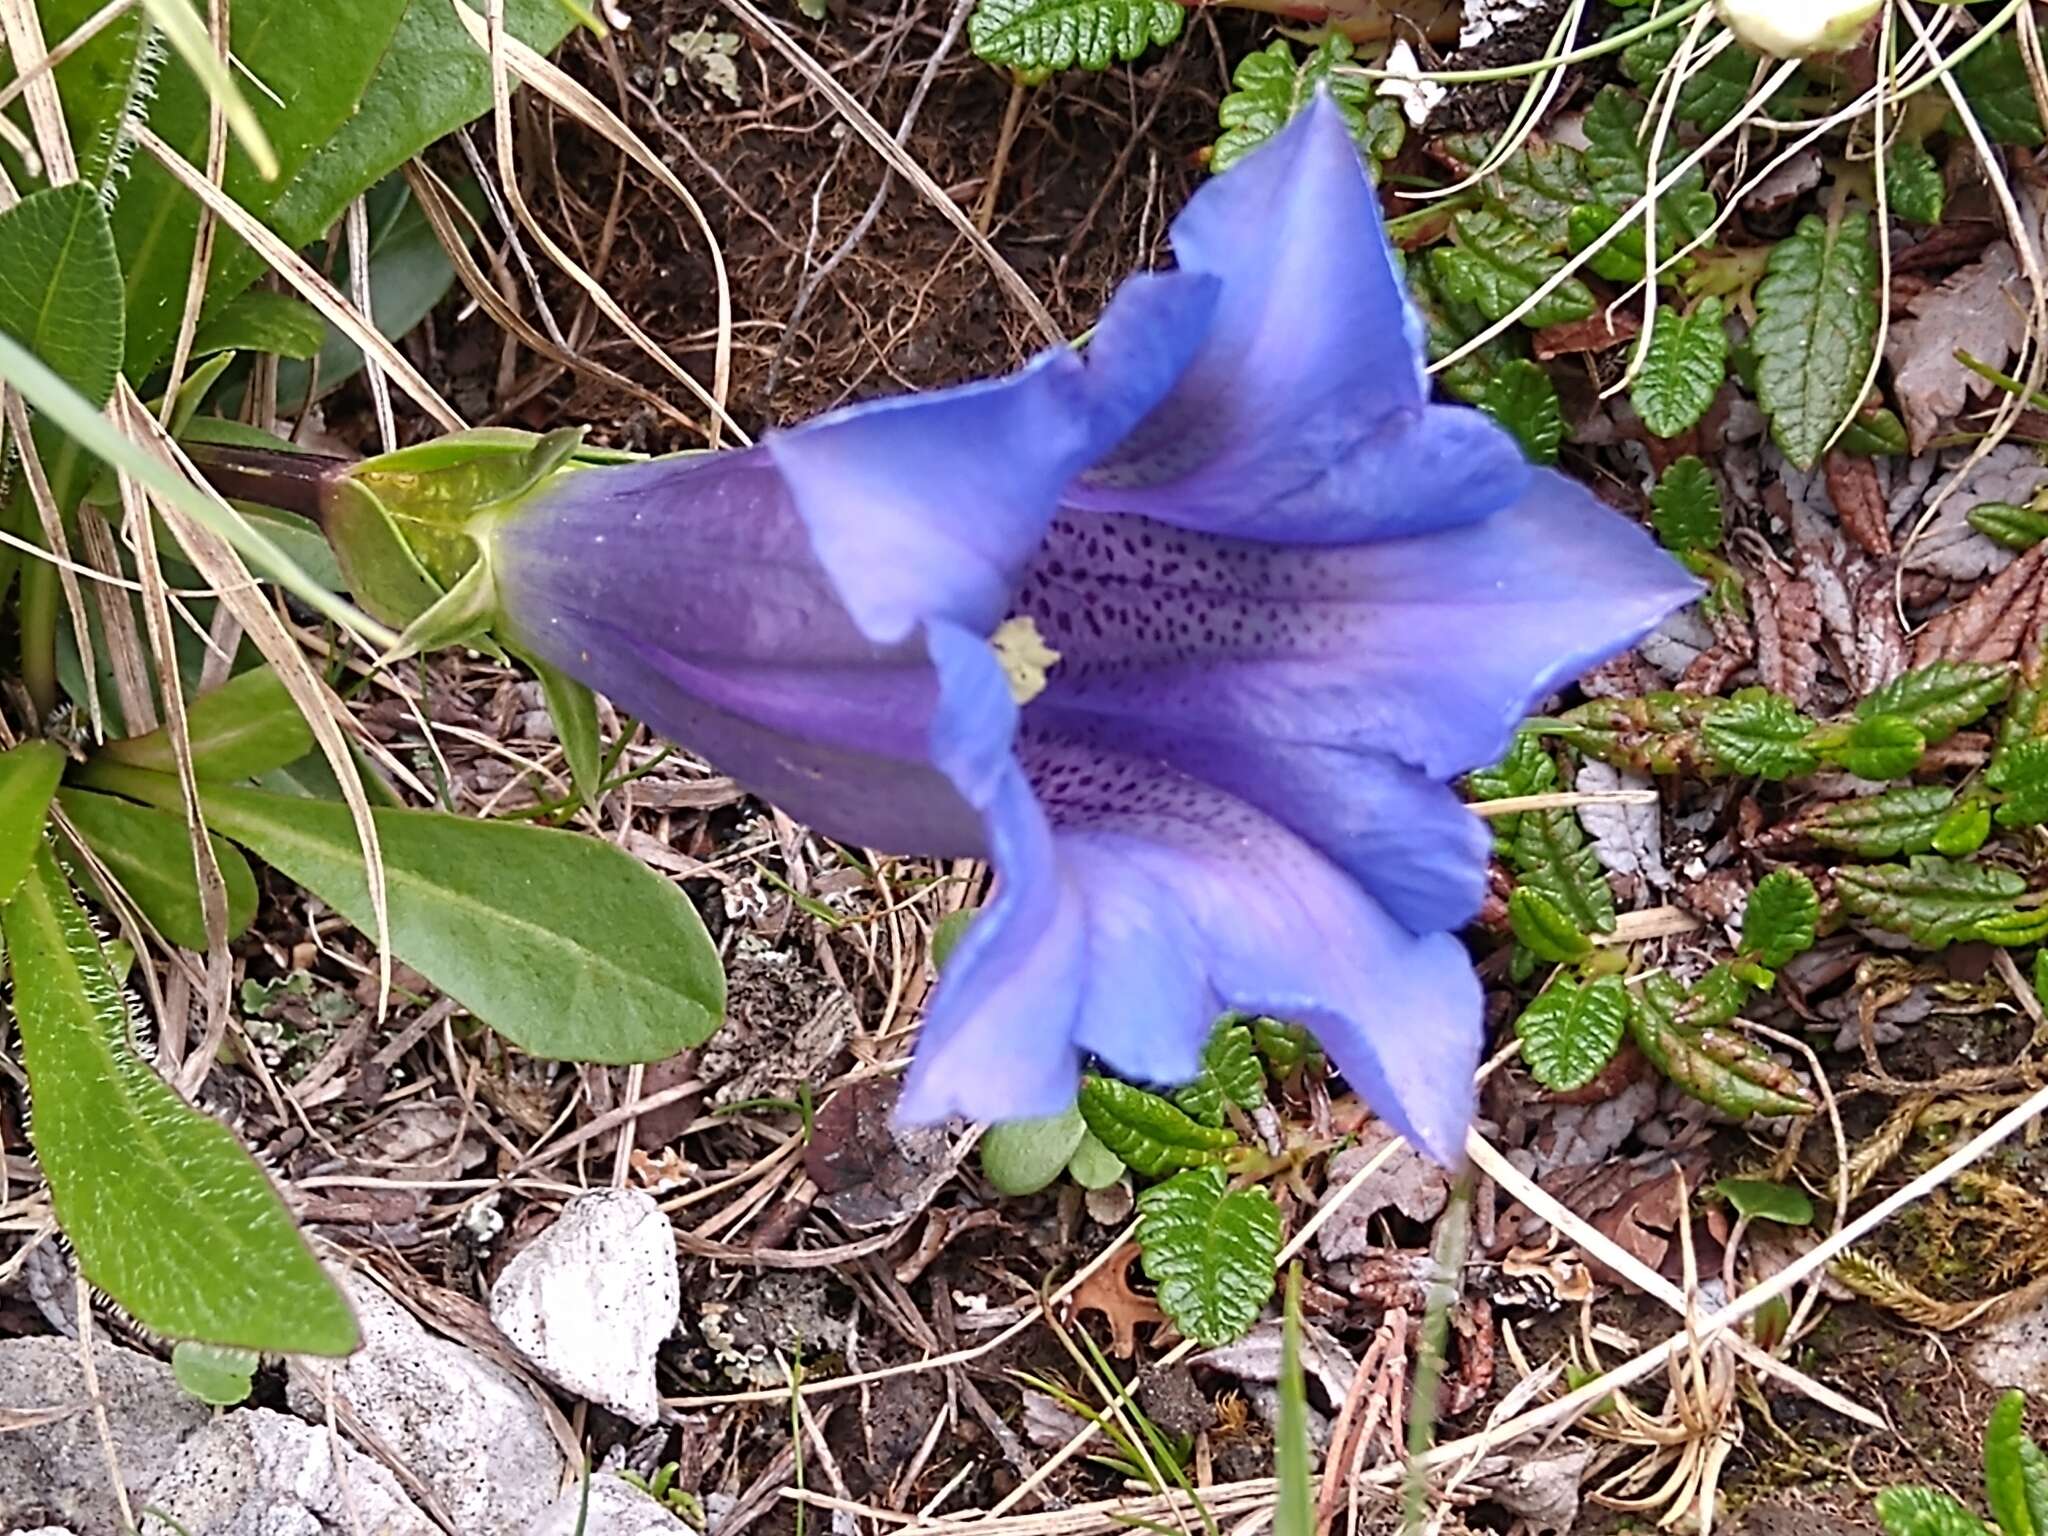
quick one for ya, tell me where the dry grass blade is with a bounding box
[156,0,232,427]
[0,0,76,182]
[0,0,133,120]
[4,391,102,736]
[715,0,1064,347]
[136,0,277,179]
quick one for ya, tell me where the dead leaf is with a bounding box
[805,1079,960,1232]
[1900,443,2044,581]
[1070,1243,1167,1358]
[1913,545,2048,665]
[1475,1447,1594,1535]
[1751,570,1823,704]
[1846,567,1909,696]
[1194,1317,1358,1407]
[1318,1122,1452,1261]
[1886,241,2030,452]
[1574,760,1668,887]
[1532,308,1640,359]
[1825,451,1892,556]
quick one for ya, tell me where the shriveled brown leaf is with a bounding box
[1532,308,1640,359]
[1071,1243,1167,1358]
[1846,566,1910,696]
[805,1079,961,1231]
[1825,451,1892,556]
[1318,1122,1452,1261]
[1913,545,2048,665]
[1751,570,1823,704]
[1885,240,2029,452]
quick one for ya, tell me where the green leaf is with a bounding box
[1136,1166,1282,1347]
[0,183,124,406]
[1066,1130,1126,1190]
[1715,1177,1814,1225]
[86,769,724,1061]
[1970,502,2048,551]
[1431,209,1596,329]
[1508,886,1592,963]
[6,847,356,1353]
[0,741,66,907]
[1886,140,1947,226]
[1617,11,1757,130]
[1839,407,1910,457]
[2021,1435,2048,1536]
[190,289,328,362]
[966,0,1184,73]
[1252,1018,1321,1073]
[1437,134,1590,247]
[1511,808,1617,935]
[172,1342,259,1407]
[1198,1019,1268,1112]
[1478,358,1564,463]
[1875,1487,1994,1536]
[1516,975,1628,1092]
[1743,870,1820,967]
[932,909,976,971]
[1701,689,1822,778]
[1991,739,2048,829]
[1836,855,2029,947]
[1467,734,1559,841]
[513,646,603,807]
[1275,1267,1314,1536]
[1581,86,1718,242]
[1651,456,1724,553]
[1567,201,1651,284]
[1805,785,1955,857]
[1753,213,1880,469]
[1988,1392,2040,1536]
[98,666,316,783]
[1831,714,1927,781]
[1956,32,2046,148]
[1627,973,1815,1119]
[1859,662,2015,746]
[138,0,279,178]
[1078,1075,1236,1176]
[1935,800,1994,857]
[981,1109,1088,1196]
[0,1,151,192]
[1634,301,1729,439]
[1212,37,1401,176]
[58,788,258,949]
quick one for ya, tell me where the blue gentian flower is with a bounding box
[481,99,1698,1163]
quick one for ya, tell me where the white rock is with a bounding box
[147,1407,435,1536]
[490,1189,681,1426]
[288,1272,564,1531]
[1967,1300,2048,1396]
[533,1475,695,1535]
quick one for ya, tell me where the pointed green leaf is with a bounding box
[1840,407,1910,458]
[7,847,356,1353]
[1701,689,1822,779]
[1805,785,1955,858]
[1956,32,2046,147]
[1743,869,1820,967]
[521,648,604,808]
[0,183,124,406]
[1651,456,1724,554]
[1508,886,1593,963]
[1714,1177,1814,1225]
[1136,1166,1282,1347]
[1836,855,2029,947]
[190,289,329,362]
[1275,1266,1314,1536]
[1515,974,1627,1092]
[1212,37,1401,176]
[1581,86,1718,240]
[1988,1391,2039,1536]
[1511,808,1617,935]
[1754,213,1880,468]
[1628,973,1815,1119]
[1858,662,2015,746]
[1970,502,2048,551]
[981,1109,1088,1196]
[1467,734,1559,841]
[1478,358,1565,464]
[98,666,316,783]
[1886,140,1947,226]
[82,769,723,1062]
[58,788,258,948]
[1634,302,1729,439]
[1437,133,1590,247]
[1830,714,1926,781]
[1178,1018,1268,1119]
[932,908,976,971]
[0,741,66,907]
[967,0,1184,73]
[1432,209,1596,329]
[1078,1075,1235,1176]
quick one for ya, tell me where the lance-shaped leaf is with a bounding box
[1885,140,1946,226]
[1835,855,2029,947]
[1633,302,1729,440]
[1742,869,1820,967]
[1079,1075,1236,1176]
[1701,688,1822,778]
[1511,807,1617,935]
[1857,661,2014,746]
[98,665,316,783]
[1970,502,2048,551]
[1516,974,1627,1092]
[1628,974,1814,1119]
[1137,1166,1282,1347]
[1581,86,1718,240]
[6,847,356,1353]
[0,741,65,906]
[1986,1390,2045,1536]
[58,789,259,949]
[0,184,125,407]
[1802,785,1955,858]
[967,0,1185,73]
[1753,213,1879,468]
[1431,209,1596,329]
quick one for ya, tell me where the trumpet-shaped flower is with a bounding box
[481,98,1698,1163]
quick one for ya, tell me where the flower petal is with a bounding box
[1067,96,1530,543]
[902,724,1481,1159]
[1021,473,1698,785]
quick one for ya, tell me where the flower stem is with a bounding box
[1401,1166,1474,1533]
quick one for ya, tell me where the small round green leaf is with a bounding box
[980,1109,1087,1196]
[1742,869,1820,968]
[1713,1177,1814,1226]
[173,1341,259,1406]
[1515,975,1628,1093]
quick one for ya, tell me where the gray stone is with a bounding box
[145,1407,435,1536]
[533,1475,695,1536]
[288,1272,565,1532]
[0,1335,209,1533]
[490,1190,680,1425]
[1968,1301,2048,1396]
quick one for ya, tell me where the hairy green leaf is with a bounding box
[1804,785,1955,858]
[1137,1167,1282,1347]
[1836,855,2029,947]
[1634,301,1729,439]
[1858,661,2015,746]
[1753,213,1880,469]
[1516,975,1627,1092]
[0,184,125,407]
[1581,86,1717,241]
[1885,140,1947,226]
[981,1109,1087,1196]
[7,847,356,1353]
[1700,689,1822,779]
[1212,36,1401,175]
[1651,456,1724,553]
[0,741,66,907]
[967,0,1184,73]
[1078,1075,1236,1176]
[1743,869,1820,967]
[1431,209,1596,329]
[1511,808,1617,935]
[0,0,151,192]
[1715,1177,1814,1225]
[58,788,258,949]
[1479,358,1565,463]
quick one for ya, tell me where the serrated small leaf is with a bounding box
[1830,714,1926,781]
[1468,733,1558,804]
[1581,86,1718,241]
[1804,785,1955,857]
[1628,974,1815,1119]
[981,1108,1088,1196]
[7,848,357,1353]
[1437,133,1590,247]
[1252,1018,1321,1073]
[1136,1167,1282,1347]
[1203,1020,1267,1110]
[1511,808,1617,935]
[1836,855,2029,947]
[1634,301,1729,439]
[1969,502,2048,551]
[1955,31,2046,147]
[1991,739,2048,829]
[1701,689,1823,779]
[1988,1391,2040,1536]
[1508,886,1592,963]
[1714,1177,1814,1225]
[1212,36,1401,176]
[967,0,1183,73]
[1479,358,1564,463]
[1651,456,1724,554]
[1754,213,1880,469]
[1078,1075,1236,1177]
[172,1342,258,1406]
[1567,201,1651,284]
[1875,1486,1994,1536]
[1743,869,1820,967]
[1516,975,1627,1092]
[1859,661,2015,746]
[1431,209,1596,329]
[1886,140,1947,226]
[1973,906,2048,949]
[1618,10,1757,130]
[1681,963,1755,1030]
